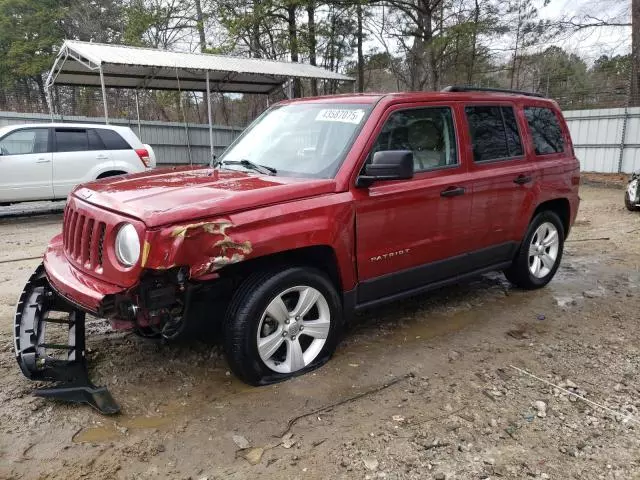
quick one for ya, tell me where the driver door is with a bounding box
[352,103,474,304]
[0,127,53,202]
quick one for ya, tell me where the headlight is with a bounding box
[115,223,140,267]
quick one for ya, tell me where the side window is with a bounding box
[465,106,523,162]
[0,129,49,155]
[88,129,106,150]
[524,107,565,155]
[370,107,458,172]
[502,107,524,157]
[55,129,88,152]
[96,129,131,150]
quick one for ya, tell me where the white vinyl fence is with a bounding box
[564,107,640,174]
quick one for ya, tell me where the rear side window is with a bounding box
[465,106,523,162]
[87,129,106,150]
[524,107,565,155]
[55,129,88,152]
[96,129,131,150]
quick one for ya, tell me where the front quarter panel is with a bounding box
[142,192,357,290]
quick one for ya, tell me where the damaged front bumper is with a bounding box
[14,238,203,414]
[14,264,120,414]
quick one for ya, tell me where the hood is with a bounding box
[74,166,337,227]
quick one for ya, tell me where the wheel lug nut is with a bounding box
[295,315,300,320]
[285,319,290,324]
[282,331,287,337]
[291,335,296,341]
[300,325,304,331]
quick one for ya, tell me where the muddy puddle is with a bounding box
[73,406,182,444]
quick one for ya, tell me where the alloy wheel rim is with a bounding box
[528,221,560,278]
[256,286,331,374]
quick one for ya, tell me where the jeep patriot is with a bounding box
[14,87,580,413]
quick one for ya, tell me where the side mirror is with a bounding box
[356,150,414,187]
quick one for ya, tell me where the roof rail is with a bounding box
[441,85,545,98]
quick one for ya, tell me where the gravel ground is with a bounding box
[0,184,639,480]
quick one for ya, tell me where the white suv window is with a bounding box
[0,128,49,155]
[95,129,131,150]
[55,129,89,152]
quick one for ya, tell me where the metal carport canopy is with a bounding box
[46,40,354,163]
[48,40,354,94]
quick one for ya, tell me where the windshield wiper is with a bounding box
[219,159,277,176]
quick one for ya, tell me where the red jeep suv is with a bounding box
[14,87,580,413]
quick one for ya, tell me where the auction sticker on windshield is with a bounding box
[316,109,366,124]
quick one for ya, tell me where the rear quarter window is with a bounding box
[96,129,131,150]
[524,107,565,155]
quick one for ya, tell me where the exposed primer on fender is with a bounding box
[214,238,252,255]
[170,220,233,238]
[170,219,253,275]
[211,253,246,269]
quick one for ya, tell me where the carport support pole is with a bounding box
[134,89,142,139]
[99,65,109,124]
[206,71,214,162]
[45,85,54,122]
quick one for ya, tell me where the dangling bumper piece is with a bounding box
[14,264,120,415]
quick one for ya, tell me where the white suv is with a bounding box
[0,123,156,204]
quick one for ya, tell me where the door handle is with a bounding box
[514,174,532,185]
[36,158,51,164]
[96,155,109,160]
[440,186,465,197]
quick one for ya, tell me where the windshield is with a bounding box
[217,103,373,178]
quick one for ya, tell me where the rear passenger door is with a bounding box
[464,104,537,258]
[52,128,112,199]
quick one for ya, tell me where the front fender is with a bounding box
[142,193,357,291]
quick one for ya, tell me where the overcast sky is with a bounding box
[359,0,631,66]
[538,0,631,61]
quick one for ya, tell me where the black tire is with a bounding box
[625,190,640,212]
[504,211,565,289]
[97,171,127,179]
[223,266,343,386]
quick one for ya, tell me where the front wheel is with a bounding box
[223,267,343,386]
[505,211,565,289]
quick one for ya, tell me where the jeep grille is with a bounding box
[63,206,107,269]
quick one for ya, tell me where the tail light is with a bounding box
[135,148,151,168]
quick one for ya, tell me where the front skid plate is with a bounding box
[14,264,119,415]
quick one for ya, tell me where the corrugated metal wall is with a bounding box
[0,111,242,166]
[564,107,640,174]
[2,108,639,173]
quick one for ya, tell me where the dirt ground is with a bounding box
[0,183,639,480]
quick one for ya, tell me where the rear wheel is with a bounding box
[223,266,343,385]
[505,211,565,289]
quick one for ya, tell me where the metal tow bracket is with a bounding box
[14,264,119,415]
